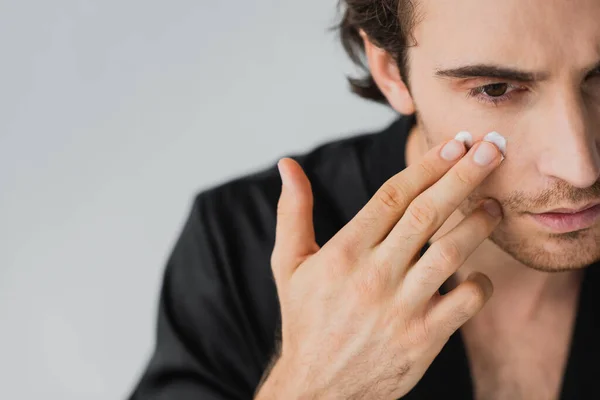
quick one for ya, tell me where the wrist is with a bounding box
[254,357,316,400]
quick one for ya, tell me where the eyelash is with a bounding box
[466,83,523,106]
[467,68,600,107]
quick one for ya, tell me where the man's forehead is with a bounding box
[416,0,600,25]
[412,0,600,73]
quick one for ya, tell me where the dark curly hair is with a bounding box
[336,0,421,105]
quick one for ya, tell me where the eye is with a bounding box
[483,83,509,97]
[467,82,523,106]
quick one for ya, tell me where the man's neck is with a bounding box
[404,120,584,323]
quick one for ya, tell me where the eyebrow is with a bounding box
[434,64,551,83]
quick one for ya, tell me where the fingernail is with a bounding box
[483,131,507,158]
[482,199,502,217]
[473,142,499,166]
[441,140,465,161]
[454,131,473,148]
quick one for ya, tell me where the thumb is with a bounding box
[272,157,319,282]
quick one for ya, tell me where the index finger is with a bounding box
[333,134,469,252]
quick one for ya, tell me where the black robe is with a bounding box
[128,113,599,399]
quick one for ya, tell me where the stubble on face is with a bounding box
[414,114,600,273]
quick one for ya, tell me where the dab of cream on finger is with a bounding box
[454,131,473,148]
[454,130,507,161]
[483,131,507,160]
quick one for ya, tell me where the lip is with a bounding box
[529,203,600,233]
[537,201,600,214]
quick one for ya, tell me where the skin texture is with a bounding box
[365,0,600,304]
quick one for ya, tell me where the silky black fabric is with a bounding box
[128,114,599,399]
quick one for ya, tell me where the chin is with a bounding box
[488,220,600,273]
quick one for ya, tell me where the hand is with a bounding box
[263,137,504,399]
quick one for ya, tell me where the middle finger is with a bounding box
[377,140,504,269]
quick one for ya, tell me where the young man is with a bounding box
[129,0,600,398]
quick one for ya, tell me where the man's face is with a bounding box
[407,0,600,271]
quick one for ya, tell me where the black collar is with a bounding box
[365,113,417,198]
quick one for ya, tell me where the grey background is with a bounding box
[0,1,395,399]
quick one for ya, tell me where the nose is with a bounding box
[537,88,600,188]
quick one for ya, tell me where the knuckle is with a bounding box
[405,197,437,232]
[453,168,475,187]
[352,265,387,299]
[403,318,431,346]
[372,249,395,273]
[347,214,378,244]
[322,248,354,281]
[415,262,446,287]
[377,181,411,210]
[335,236,361,264]
[434,238,463,266]
[354,213,378,232]
[418,160,437,181]
[450,308,474,329]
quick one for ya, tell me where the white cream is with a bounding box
[483,131,507,158]
[454,131,473,148]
